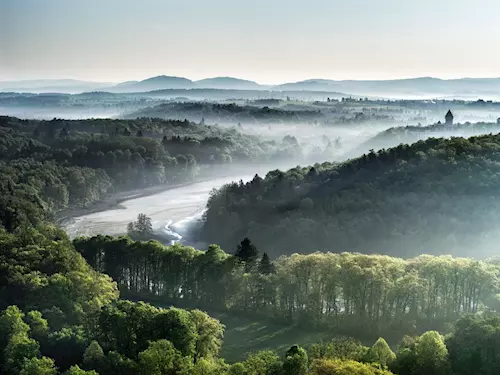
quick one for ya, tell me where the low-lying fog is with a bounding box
[63,162,299,248]
[64,175,248,248]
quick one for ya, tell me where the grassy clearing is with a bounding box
[213,313,334,363]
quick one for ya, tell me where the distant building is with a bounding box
[445,110,454,126]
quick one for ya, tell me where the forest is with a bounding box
[123,102,323,125]
[203,133,500,258]
[1,226,499,374]
[350,120,500,157]
[0,116,301,231]
[74,235,500,335]
[1,116,500,374]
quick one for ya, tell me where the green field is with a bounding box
[213,313,336,363]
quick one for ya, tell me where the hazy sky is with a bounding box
[1,0,500,84]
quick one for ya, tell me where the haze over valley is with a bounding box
[2,1,500,374]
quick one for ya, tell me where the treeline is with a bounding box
[0,116,297,230]
[350,121,500,157]
[2,227,500,374]
[123,102,323,124]
[74,236,500,335]
[203,134,500,258]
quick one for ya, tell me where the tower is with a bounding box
[445,110,454,126]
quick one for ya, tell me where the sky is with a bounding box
[1,0,500,84]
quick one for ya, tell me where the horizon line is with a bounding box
[3,74,500,86]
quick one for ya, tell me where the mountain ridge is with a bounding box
[4,75,500,98]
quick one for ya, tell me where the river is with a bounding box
[64,175,253,248]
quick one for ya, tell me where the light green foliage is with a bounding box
[242,350,282,375]
[229,362,248,375]
[83,340,105,370]
[25,311,49,342]
[0,306,39,374]
[138,339,193,375]
[414,331,449,375]
[392,331,449,375]
[19,356,57,375]
[310,358,394,375]
[4,333,40,375]
[64,365,99,375]
[190,309,225,361]
[75,234,500,338]
[0,227,118,326]
[308,337,369,362]
[365,338,395,368]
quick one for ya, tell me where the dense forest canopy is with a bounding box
[0,116,301,231]
[1,225,498,374]
[203,133,500,258]
[74,235,500,336]
[1,111,500,374]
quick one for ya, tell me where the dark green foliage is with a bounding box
[446,315,500,375]
[235,238,259,272]
[283,345,308,375]
[203,134,500,258]
[258,253,275,275]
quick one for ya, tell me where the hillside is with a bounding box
[195,77,263,90]
[274,77,500,98]
[123,101,323,124]
[110,75,195,92]
[9,76,500,99]
[0,115,300,231]
[203,134,500,258]
[348,121,500,157]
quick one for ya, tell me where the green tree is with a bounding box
[235,237,259,273]
[138,339,193,375]
[25,311,49,344]
[64,365,99,375]
[258,253,275,275]
[83,340,105,371]
[414,331,449,375]
[283,345,308,375]
[134,213,153,239]
[365,338,395,368]
[19,356,57,375]
[447,315,500,375]
[243,350,282,375]
[392,332,449,375]
[310,358,393,375]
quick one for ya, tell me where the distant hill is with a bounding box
[109,75,194,92]
[6,76,500,99]
[274,77,500,98]
[195,77,264,90]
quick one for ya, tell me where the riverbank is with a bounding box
[56,176,221,227]
[56,161,298,228]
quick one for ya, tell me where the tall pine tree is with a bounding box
[258,252,275,274]
[235,237,259,272]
